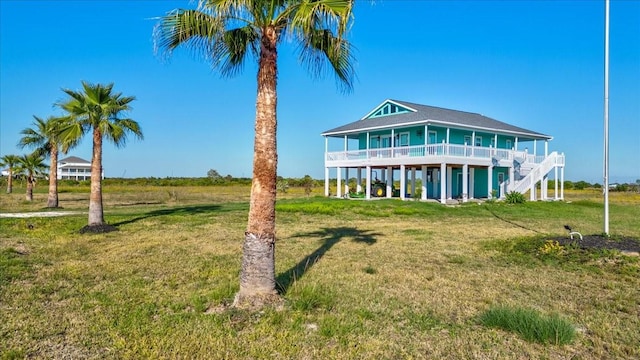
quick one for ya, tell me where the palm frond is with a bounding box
[298,27,355,93]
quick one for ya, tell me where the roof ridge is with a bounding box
[390,99,485,117]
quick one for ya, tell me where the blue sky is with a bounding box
[1,0,638,183]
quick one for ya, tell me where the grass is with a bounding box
[1,186,639,359]
[479,306,576,345]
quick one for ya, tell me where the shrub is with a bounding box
[505,191,526,204]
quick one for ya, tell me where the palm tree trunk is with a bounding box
[26,175,34,201]
[88,128,105,226]
[6,169,13,194]
[47,147,59,208]
[235,27,279,306]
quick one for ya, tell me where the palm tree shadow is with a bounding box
[111,204,222,227]
[276,227,379,295]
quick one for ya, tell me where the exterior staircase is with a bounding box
[508,151,564,199]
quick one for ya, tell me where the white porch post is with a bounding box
[344,168,350,195]
[554,166,559,200]
[336,167,342,198]
[324,167,330,197]
[421,165,427,200]
[530,177,536,201]
[515,137,519,151]
[462,164,468,202]
[356,168,362,193]
[470,167,475,199]
[560,166,565,200]
[487,165,493,199]
[344,135,347,151]
[533,140,537,157]
[366,166,372,199]
[366,133,370,159]
[381,167,386,183]
[440,163,446,204]
[542,175,548,200]
[386,166,393,198]
[411,167,416,198]
[400,165,406,200]
[509,165,515,193]
[446,166,453,199]
[471,131,476,157]
[545,140,549,157]
[446,128,450,143]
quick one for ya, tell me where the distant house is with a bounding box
[322,99,566,203]
[58,156,102,180]
[1,169,9,177]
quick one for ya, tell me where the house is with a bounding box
[57,156,102,180]
[321,99,565,203]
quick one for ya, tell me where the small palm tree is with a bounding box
[18,115,76,208]
[155,0,356,307]
[58,81,142,229]
[0,154,21,193]
[16,153,48,201]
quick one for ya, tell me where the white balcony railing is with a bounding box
[326,144,548,164]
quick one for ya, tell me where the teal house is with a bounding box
[322,99,566,203]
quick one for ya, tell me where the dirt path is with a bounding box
[0,211,83,218]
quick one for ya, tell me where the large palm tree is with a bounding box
[16,153,48,201]
[18,115,75,208]
[0,154,21,194]
[155,0,355,307]
[58,81,142,229]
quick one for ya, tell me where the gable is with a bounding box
[363,100,415,119]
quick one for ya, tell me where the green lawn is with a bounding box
[1,185,639,359]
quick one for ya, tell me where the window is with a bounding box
[475,136,482,147]
[464,135,472,146]
[395,132,409,147]
[506,139,512,150]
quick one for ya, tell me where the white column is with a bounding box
[488,166,493,199]
[447,166,453,199]
[400,165,406,200]
[542,175,548,200]
[386,166,393,198]
[515,137,519,150]
[336,167,342,198]
[462,164,468,202]
[533,140,537,157]
[344,168,350,195]
[470,167,475,199]
[530,178,536,201]
[440,163,447,204]
[325,167,330,197]
[545,140,548,157]
[421,165,427,200]
[411,167,416,198]
[366,166,372,199]
[509,165,515,193]
[471,131,476,157]
[366,133,370,159]
[554,166,559,200]
[560,167,565,200]
[381,167,386,183]
[446,128,450,143]
[356,168,362,193]
[344,135,348,151]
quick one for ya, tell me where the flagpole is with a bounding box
[604,0,610,236]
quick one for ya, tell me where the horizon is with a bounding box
[1,1,639,185]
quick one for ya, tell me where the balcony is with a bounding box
[325,144,544,167]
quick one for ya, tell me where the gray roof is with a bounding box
[60,156,90,164]
[322,99,551,140]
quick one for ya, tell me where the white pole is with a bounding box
[604,0,610,236]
